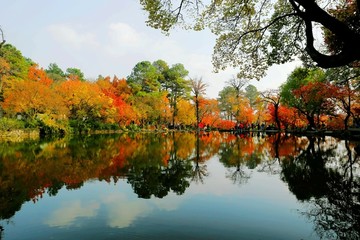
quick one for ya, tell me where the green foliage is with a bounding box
[153,59,170,85]
[245,84,259,108]
[46,63,66,82]
[218,86,237,120]
[0,117,25,131]
[280,67,325,107]
[66,67,85,81]
[140,0,177,33]
[127,123,141,132]
[127,61,161,93]
[0,44,31,80]
[37,114,70,136]
[69,119,120,134]
[140,0,360,78]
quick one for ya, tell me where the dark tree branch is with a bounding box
[294,0,360,68]
[0,27,5,48]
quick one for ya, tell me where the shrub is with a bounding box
[0,117,26,131]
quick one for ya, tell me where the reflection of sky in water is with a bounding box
[45,200,100,227]
[1,156,318,240]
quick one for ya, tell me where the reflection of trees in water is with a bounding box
[218,134,254,185]
[126,132,193,198]
[225,164,251,185]
[2,132,360,239]
[190,132,209,184]
[257,158,281,175]
[127,161,192,199]
[281,137,360,240]
[258,133,306,175]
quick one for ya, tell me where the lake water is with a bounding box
[0,132,359,239]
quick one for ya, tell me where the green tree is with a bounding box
[245,84,259,108]
[163,63,190,127]
[218,86,237,121]
[66,67,85,81]
[140,0,360,79]
[280,67,320,107]
[152,59,170,87]
[0,44,30,80]
[131,91,169,127]
[46,63,66,82]
[127,61,160,93]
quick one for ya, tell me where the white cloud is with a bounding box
[102,193,152,228]
[47,24,99,48]
[44,200,100,227]
[149,193,185,211]
[108,22,142,46]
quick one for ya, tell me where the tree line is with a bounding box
[1,42,360,136]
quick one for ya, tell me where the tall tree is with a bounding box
[218,86,237,121]
[127,61,160,93]
[55,80,115,127]
[140,0,360,79]
[152,59,170,88]
[245,84,259,108]
[163,63,190,127]
[261,90,282,130]
[190,77,208,129]
[227,76,248,124]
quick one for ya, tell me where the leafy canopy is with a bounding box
[140,0,360,79]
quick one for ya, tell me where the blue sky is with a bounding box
[1,0,300,98]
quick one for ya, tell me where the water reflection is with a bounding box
[0,132,359,239]
[280,136,360,239]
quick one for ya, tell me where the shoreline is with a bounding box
[2,128,360,142]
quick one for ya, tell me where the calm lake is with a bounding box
[0,132,359,240]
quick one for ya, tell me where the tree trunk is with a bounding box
[274,104,281,130]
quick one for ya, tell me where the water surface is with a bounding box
[0,132,359,239]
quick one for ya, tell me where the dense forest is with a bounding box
[1,42,360,136]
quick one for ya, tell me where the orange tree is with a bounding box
[176,98,196,127]
[198,98,222,129]
[261,90,282,129]
[97,76,137,127]
[292,81,339,129]
[55,78,116,131]
[2,65,68,132]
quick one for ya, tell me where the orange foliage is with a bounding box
[176,98,196,125]
[2,70,66,120]
[267,104,306,129]
[97,76,137,125]
[55,79,115,122]
[214,119,236,130]
[28,64,53,87]
[199,98,221,127]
